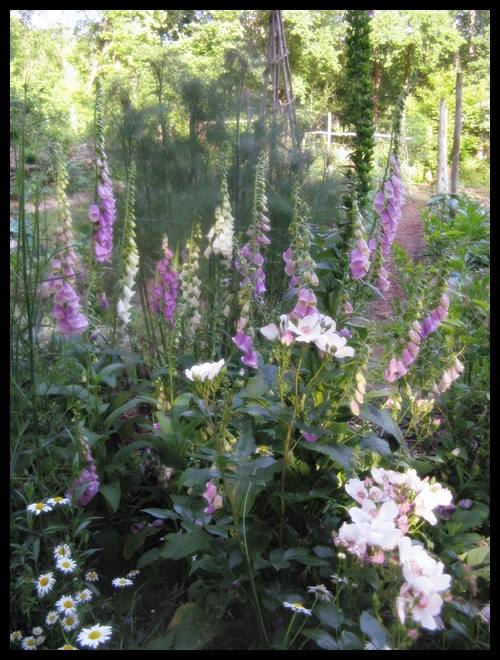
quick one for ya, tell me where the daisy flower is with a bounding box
[35,572,56,598]
[306,584,334,602]
[84,571,98,583]
[56,557,78,574]
[76,624,112,649]
[61,613,79,632]
[55,594,78,616]
[53,544,72,560]
[74,588,93,603]
[58,645,79,650]
[47,496,71,507]
[126,570,140,579]
[32,627,43,637]
[46,611,59,626]
[10,630,23,643]
[112,577,133,588]
[21,636,37,650]
[27,502,53,515]
[283,601,313,616]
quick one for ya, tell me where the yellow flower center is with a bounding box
[27,640,36,646]
[35,503,45,510]
[88,631,102,640]
[66,617,75,625]
[39,577,49,586]
[63,600,73,609]
[292,602,304,609]
[53,497,63,502]
[57,548,66,555]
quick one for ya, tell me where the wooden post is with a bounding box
[327,111,332,152]
[436,99,449,194]
[450,70,463,194]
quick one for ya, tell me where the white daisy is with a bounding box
[21,636,37,650]
[76,624,112,649]
[55,594,78,616]
[27,502,53,515]
[47,496,71,507]
[56,557,78,574]
[53,544,72,560]
[58,644,79,650]
[10,630,23,643]
[126,569,140,579]
[61,613,79,632]
[46,611,59,626]
[282,601,313,616]
[84,571,98,583]
[112,577,133,588]
[32,627,43,637]
[35,572,56,598]
[306,584,334,602]
[74,588,93,603]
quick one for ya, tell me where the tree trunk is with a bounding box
[436,99,449,194]
[450,70,463,194]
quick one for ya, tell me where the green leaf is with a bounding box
[145,632,175,650]
[303,442,353,469]
[315,602,343,630]
[141,508,179,520]
[235,419,256,457]
[32,537,40,562]
[465,545,490,568]
[160,530,210,560]
[100,482,121,513]
[339,631,363,650]
[448,502,489,532]
[123,529,147,560]
[179,467,220,488]
[112,440,154,463]
[360,611,387,649]
[360,435,391,456]
[167,602,213,650]
[104,396,156,429]
[269,548,291,570]
[302,629,339,650]
[137,547,161,569]
[359,404,404,443]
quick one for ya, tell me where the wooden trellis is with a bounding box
[261,10,300,153]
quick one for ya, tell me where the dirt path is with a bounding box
[368,184,429,321]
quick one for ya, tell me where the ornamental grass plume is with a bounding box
[150,234,179,326]
[179,224,202,341]
[233,154,270,369]
[42,160,88,337]
[283,183,318,290]
[88,79,116,263]
[116,162,139,325]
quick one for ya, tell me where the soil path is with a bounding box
[368,184,428,321]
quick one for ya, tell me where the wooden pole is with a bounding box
[327,111,332,152]
[450,70,463,194]
[436,99,449,194]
